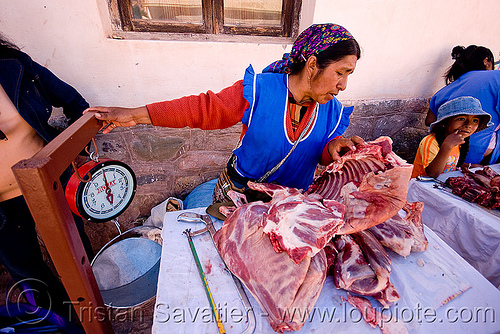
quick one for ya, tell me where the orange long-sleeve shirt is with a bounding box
[146,80,335,166]
[147,80,247,130]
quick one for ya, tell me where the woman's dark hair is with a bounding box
[0,34,21,59]
[431,121,470,167]
[289,38,361,75]
[444,45,494,85]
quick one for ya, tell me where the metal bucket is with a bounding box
[91,226,163,308]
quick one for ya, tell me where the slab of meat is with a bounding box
[465,165,500,190]
[212,136,422,331]
[482,167,500,188]
[247,181,345,264]
[445,166,500,209]
[369,201,428,257]
[331,230,400,307]
[213,200,327,333]
[307,136,413,234]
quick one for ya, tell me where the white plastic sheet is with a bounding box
[153,208,500,333]
[407,164,500,288]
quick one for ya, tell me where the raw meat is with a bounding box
[247,181,345,264]
[213,136,423,332]
[213,200,327,333]
[445,166,500,209]
[331,230,400,307]
[307,136,413,234]
[344,294,409,334]
[369,201,428,257]
[466,166,500,190]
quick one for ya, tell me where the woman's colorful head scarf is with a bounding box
[263,23,354,74]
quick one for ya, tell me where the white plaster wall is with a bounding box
[315,0,500,100]
[0,0,498,106]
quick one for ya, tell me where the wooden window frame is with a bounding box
[111,0,302,38]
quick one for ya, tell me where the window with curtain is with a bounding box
[114,0,302,37]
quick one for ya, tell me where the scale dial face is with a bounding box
[67,160,137,222]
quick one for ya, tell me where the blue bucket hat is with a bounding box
[430,96,493,132]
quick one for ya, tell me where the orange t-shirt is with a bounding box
[412,134,461,178]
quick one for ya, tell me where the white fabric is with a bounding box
[407,164,500,288]
[152,207,500,333]
[144,197,184,228]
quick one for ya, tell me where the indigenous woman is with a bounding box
[87,24,364,204]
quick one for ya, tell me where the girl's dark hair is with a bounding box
[289,38,361,75]
[444,45,494,85]
[432,122,470,167]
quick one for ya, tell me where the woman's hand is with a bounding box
[328,135,365,161]
[83,106,152,134]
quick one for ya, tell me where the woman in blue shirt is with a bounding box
[426,45,500,165]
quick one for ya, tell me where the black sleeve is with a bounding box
[32,60,89,124]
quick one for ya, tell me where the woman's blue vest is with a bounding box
[232,65,352,190]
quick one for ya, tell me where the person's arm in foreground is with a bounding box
[32,60,89,123]
[85,105,151,133]
[85,80,247,134]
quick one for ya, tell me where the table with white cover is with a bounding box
[407,164,500,288]
[152,207,500,334]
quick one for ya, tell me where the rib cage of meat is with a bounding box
[307,136,414,234]
[308,158,387,200]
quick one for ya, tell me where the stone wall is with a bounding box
[344,98,430,162]
[73,98,430,252]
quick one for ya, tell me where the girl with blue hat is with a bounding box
[413,96,492,178]
[426,45,500,165]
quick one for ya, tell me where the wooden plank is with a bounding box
[12,113,113,333]
[29,113,100,180]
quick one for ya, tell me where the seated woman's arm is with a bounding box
[425,108,436,126]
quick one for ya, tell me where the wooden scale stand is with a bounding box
[11,113,124,333]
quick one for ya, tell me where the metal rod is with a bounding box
[178,212,256,333]
[183,229,226,334]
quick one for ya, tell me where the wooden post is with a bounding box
[12,113,114,333]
